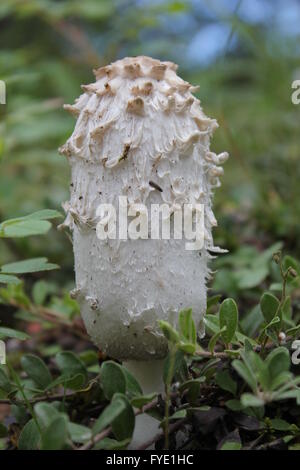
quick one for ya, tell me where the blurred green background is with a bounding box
[0,0,299,297]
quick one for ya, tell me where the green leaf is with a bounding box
[32,280,56,305]
[131,393,157,408]
[0,367,12,393]
[93,396,127,435]
[225,399,246,411]
[163,350,187,384]
[240,304,264,337]
[177,341,196,355]
[0,327,29,340]
[18,419,40,450]
[270,371,293,391]
[270,283,283,292]
[26,210,62,221]
[234,332,257,347]
[266,316,281,330]
[41,416,68,450]
[171,409,187,420]
[21,354,52,390]
[221,441,242,450]
[179,308,196,343]
[282,255,300,276]
[67,422,92,443]
[266,347,290,380]
[232,359,257,392]
[179,377,205,403]
[0,219,51,238]
[0,274,21,285]
[34,402,59,429]
[121,365,143,398]
[0,210,61,238]
[94,437,130,450]
[0,282,30,306]
[281,296,292,325]
[55,352,87,390]
[79,349,99,367]
[160,409,187,427]
[247,351,270,391]
[270,419,293,431]
[219,299,238,344]
[237,265,269,289]
[208,326,226,353]
[241,393,265,408]
[286,325,300,337]
[207,295,222,311]
[260,293,280,323]
[259,316,280,340]
[158,320,180,343]
[223,349,242,358]
[1,258,58,274]
[275,390,300,404]
[100,361,126,400]
[45,372,82,391]
[111,393,135,441]
[215,370,237,395]
[204,314,220,335]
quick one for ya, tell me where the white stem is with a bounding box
[123,360,165,450]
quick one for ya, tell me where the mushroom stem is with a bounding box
[124,359,165,449]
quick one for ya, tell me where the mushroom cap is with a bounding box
[60,56,227,360]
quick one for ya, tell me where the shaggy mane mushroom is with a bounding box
[59,56,228,447]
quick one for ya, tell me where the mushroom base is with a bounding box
[124,360,165,449]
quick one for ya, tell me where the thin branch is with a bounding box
[164,345,176,449]
[0,390,77,406]
[79,426,112,451]
[195,335,293,360]
[0,373,102,407]
[195,350,229,359]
